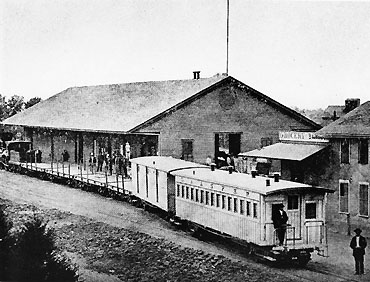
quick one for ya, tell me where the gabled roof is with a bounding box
[317,101,370,138]
[2,75,227,133]
[1,75,320,133]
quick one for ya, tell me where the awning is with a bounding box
[239,143,328,161]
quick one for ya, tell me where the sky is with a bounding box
[1,0,370,110]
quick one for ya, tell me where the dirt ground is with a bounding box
[1,169,369,282]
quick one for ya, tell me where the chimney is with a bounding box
[228,166,233,174]
[344,98,360,113]
[210,163,216,171]
[251,170,257,178]
[274,173,280,182]
[266,179,271,186]
[193,71,200,79]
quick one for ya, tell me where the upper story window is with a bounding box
[339,180,349,213]
[358,139,369,165]
[340,139,350,164]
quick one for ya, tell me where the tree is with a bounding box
[0,94,7,121]
[11,216,78,282]
[6,95,24,118]
[25,97,42,109]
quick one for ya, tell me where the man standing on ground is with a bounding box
[350,228,367,275]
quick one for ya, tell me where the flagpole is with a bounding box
[226,0,229,75]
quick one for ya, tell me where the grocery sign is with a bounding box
[279,131,328,143]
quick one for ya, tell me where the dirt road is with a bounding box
[0,170,366,282]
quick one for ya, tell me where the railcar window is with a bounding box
[227,197,232,211]
[233,198,238,213]
[211,192,215,206]
[191,188,194,201]
[200,190,204,203]
[305,202,316,219]
[195,189,199,202]
[246,201,251,216]
[205,191,209,205]
[186,186,189,199]
[222,195,226,209]
[181,185,185,198]
[240,200,245,215]
[216,194,221,208]
[177,184,180,197]
[288,195,299,210]
[253,203,258,218]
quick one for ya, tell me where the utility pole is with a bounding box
[226,0,230,75]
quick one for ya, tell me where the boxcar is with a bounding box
[130,156,207,215]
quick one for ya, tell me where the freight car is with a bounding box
[130,156,334,266]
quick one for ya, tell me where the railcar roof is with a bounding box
[171,168,333,196]
[130,156,207,172]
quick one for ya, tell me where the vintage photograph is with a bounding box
[0,0,369,281]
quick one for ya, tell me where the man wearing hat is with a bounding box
[350,228,367,275]
[272,203,289,246]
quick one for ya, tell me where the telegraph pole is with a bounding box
[226,0,230,75]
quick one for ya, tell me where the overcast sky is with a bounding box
[1,0,370,109]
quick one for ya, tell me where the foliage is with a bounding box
[0,213,78,282]
[0,205,13,279]
[25,97,42,109]
[0,94,42,121]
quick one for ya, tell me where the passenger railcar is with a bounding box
[131,156,334,265]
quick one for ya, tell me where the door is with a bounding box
[167,175,176,216]
[286,195,301,239]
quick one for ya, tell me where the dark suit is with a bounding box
[350,235,367,274]
[272,208,289,245]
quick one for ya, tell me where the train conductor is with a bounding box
[272,203,289,246]
[350,228,367,275]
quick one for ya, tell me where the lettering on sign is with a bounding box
[279,131,328,143]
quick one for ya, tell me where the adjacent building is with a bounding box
[316,101,370,234]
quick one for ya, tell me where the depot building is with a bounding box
[1,73,320,167]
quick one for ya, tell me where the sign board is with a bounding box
[279,131,328,143]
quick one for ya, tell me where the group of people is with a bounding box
[88,151,129,177]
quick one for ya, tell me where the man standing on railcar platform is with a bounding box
[272,203,289,246]
[350,228,367,275]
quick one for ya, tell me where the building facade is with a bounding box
[317,101,370,234]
